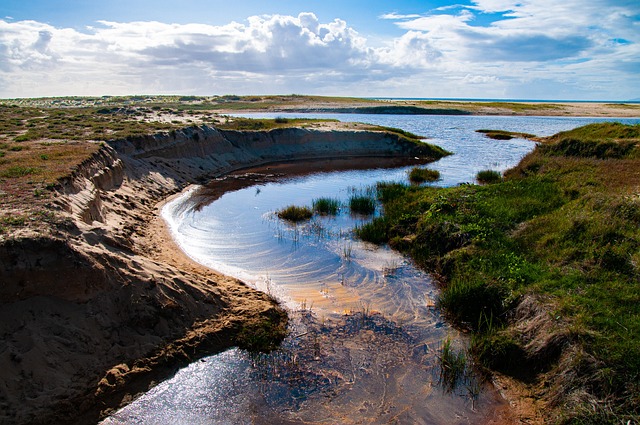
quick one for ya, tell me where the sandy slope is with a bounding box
[0,124,444,424]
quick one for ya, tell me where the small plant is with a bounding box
[409,167,440,184]
[438,337,468,392]
[313,197,340,215]
[342,243,353,262]
[355,217,388,244]
[349,195,376,215]
[476,169,502,184]
[234,316,288,353]
[276,205,313,222]
[382,259,400,276]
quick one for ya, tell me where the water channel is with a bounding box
[104,114,639,424]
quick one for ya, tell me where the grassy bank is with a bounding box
[357,122,640,423]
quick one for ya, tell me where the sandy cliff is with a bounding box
[0,125,446,424]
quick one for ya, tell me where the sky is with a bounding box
[1,0,639,100]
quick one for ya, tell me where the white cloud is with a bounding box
[0,14,380,96]
[379,12,423,20]
[0,3,638,99]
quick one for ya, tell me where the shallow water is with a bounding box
[104,115,639,424]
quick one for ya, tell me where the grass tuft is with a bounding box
[0,166,39,178]
[476,169,502,184]
[438,338,468,392]
[276,205,313,222]
[312,197,340,215]
[349,195,376,215]
[408,167,440,183]
[476,129,536,140]
[234,312,288,353]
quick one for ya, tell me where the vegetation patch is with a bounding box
[476,169,502,184]
[540,137,638,159]
[0,165,39,178]
[312,197,340,215]
[276,205,313,222]
[357,122,640,423]
[437,338,468,392]
[234,309,288,353]
[408,167,440,183]
[476,129,536,140]
[349,194,376,215]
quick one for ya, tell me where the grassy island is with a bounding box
[357,122,640,423]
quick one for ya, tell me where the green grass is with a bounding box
[276,205,313,222]
[408,167,440,183]
[438,338,468,392]
[0,165,39,178]
[356,122,640,422]
[349,195,376,215]
[312,197,340,215]
[476,169,502,184]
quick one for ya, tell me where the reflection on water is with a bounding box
[104,115,639,424]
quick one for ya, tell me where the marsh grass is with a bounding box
[342,243,353,262]
[357,122,640,421]
[408,167,440,184]
[234,312,288,353]
[476,169,502,184]
[476,129,536,140]
[438,338,468,392]
[276,205,313,222]
[349,195,376,215]
[312,197,340,215]
[374,125,424,140]
[355,217,388,244]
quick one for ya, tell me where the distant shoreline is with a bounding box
[2,94,639,118]
[369,97,640,104]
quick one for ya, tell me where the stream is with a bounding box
[104,114,639,424]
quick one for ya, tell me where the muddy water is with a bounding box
[104,115,638,424]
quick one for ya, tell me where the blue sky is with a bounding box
[1,0,639,100]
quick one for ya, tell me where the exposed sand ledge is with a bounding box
[0,125,446,424]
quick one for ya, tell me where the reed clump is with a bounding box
[476,169,502,184]
[349,195,376,215]
[312,197,340,215]
[408,167,440,184]
[276,205,313,222]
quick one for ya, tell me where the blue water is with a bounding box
[370,98,640,103]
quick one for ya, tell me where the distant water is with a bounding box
[369,97,640,104]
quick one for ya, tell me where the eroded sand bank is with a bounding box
[0,125,445,424]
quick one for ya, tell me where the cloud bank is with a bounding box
[1,1,638,99]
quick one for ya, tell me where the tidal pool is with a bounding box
[104,115,639,424]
